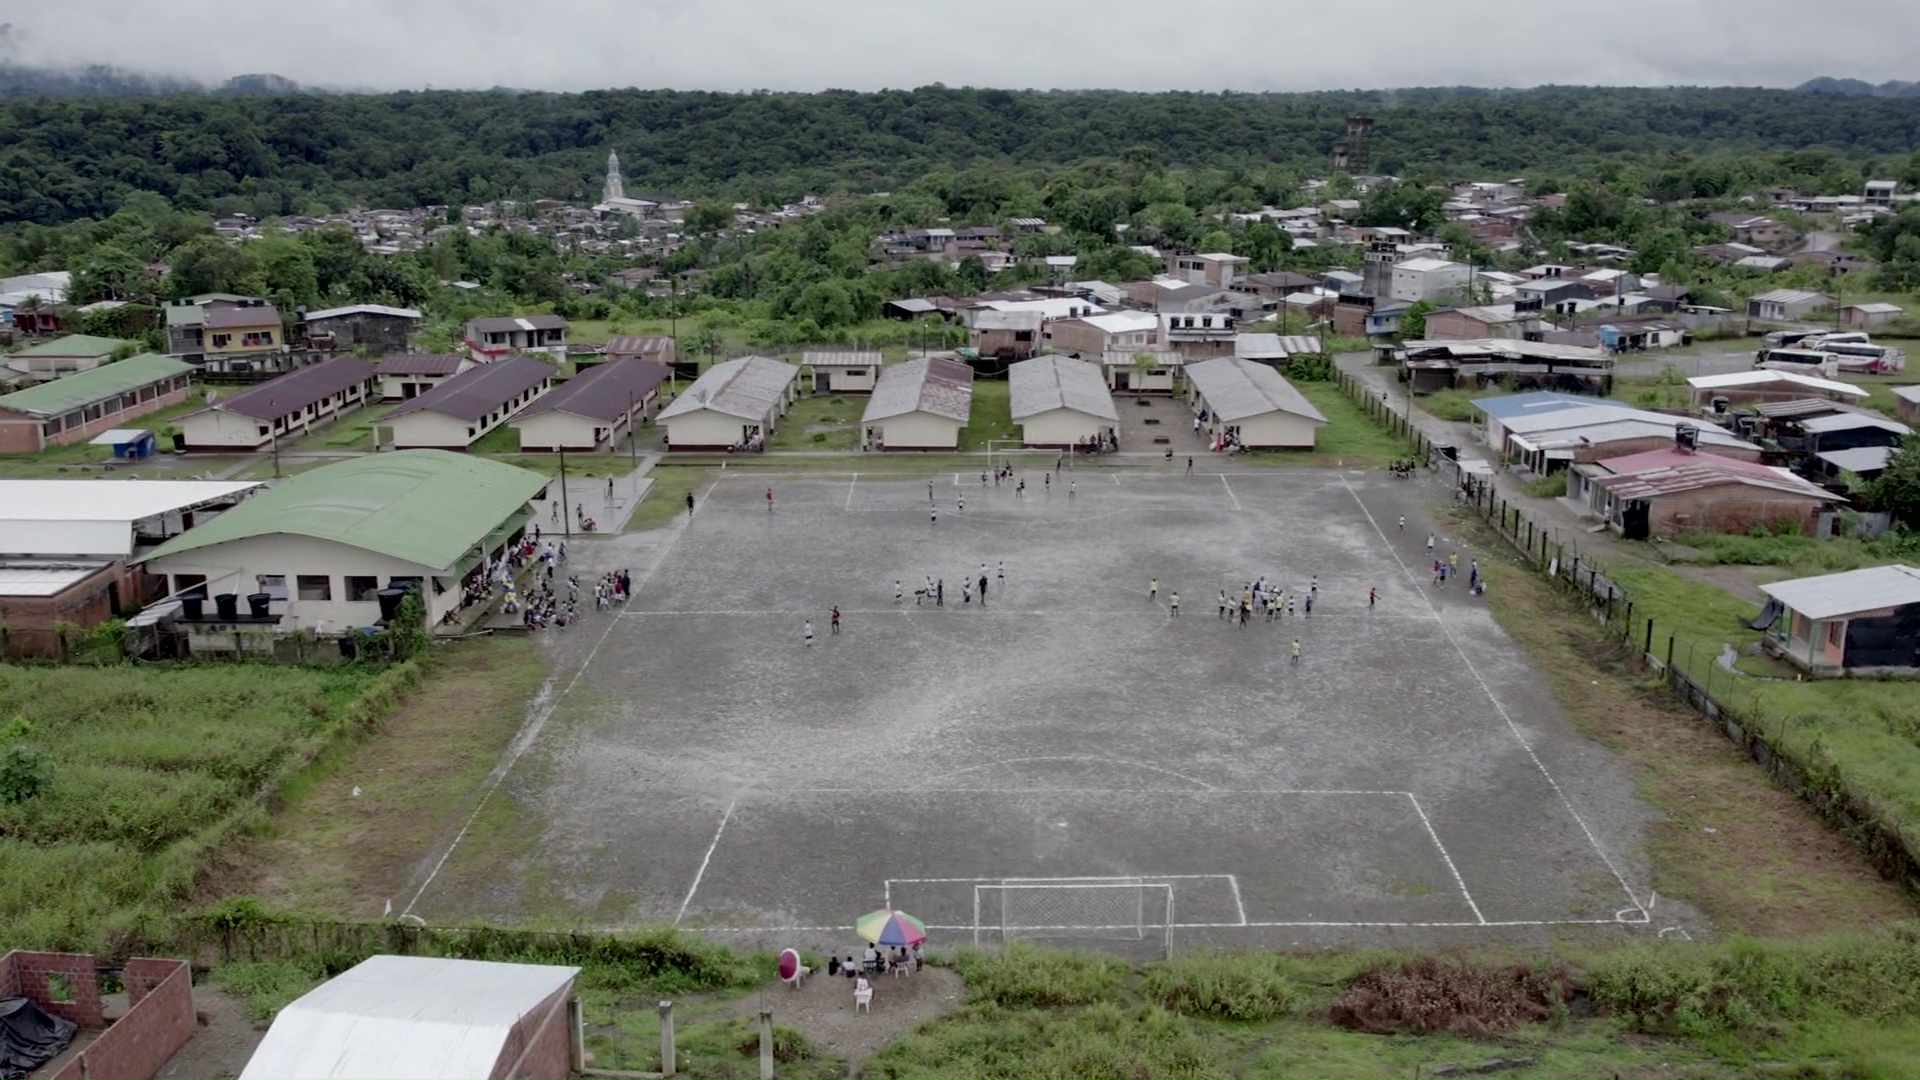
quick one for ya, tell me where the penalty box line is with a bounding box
[886,874,1246,927]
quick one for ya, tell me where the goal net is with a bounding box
[973,878,1174,957]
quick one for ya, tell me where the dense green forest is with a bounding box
[6,84,1920,225]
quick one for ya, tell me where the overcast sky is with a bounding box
[4,0,1916,93]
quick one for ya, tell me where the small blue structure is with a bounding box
[88,427,156,460]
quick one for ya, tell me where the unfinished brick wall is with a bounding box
[0,951,105,1029]
[492,985,576,1079]
[71,958,195,1080]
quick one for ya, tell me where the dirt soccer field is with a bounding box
[398,464,1702,953]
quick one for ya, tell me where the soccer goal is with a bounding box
[973,877,1175,958]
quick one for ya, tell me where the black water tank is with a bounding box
[180,594,204,620]
[247,592,272,619]
[214,593,239,621]
[376,587,408,623]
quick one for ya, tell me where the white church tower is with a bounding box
[603,150,625,204]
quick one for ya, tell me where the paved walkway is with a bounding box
[531,454,660,535]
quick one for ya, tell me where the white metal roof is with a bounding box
[1234,333,1288,360]
[1687,370,1867,397]
[1076,311,1159,336]
[0,480,262,557]
[1797,411,1911,435]
[0,562,108,597]
[1816,446,1893,473]
[1185,357,1329,425]
[863,356,973,423]
[1394,257,1461,273]
[87,428,152,445]
[1751,288,1827,305]
[1008,355,1118,421]
[304,303,423,322]
[238,955,579,1080]
[1759,564,1920,621]
[981,297,1106,320]
[657,356,798,422]
[1893,385,1920,404]
[1845,302,1904,315]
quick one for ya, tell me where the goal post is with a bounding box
[973,877,1174,958]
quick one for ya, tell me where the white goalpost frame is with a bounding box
[972,877,1175,958]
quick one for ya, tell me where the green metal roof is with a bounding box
[139,450,551,572]
[0,353,193,416]
[9,333,131,358]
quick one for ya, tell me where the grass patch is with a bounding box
[1417,388,1489,422]
[488,452,635,477]
[1668,526,1920,577]
[467,421,522,454]
[1142,949,1303,1021]
[958,379,1019,452]
[1294,380,1420,465]
[950,943,1128,1008]
[771,395,861,450]
[0,664,382,950]
[1522,471,1567,497]
[627,466,718,531]
[242,637,548,917]
[274,402,397,454]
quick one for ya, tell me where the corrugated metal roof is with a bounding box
[385,354,552,422]
[886,297,939,313]
[604,335,674,359]
[802,350,883,368]
[1797,412,1911,435]
[1008,355,1118,421]
[1759,564,1920,620]
[514,359,669,423]
[466,314,567,333]
[0,354,192,417]
[1892,385,1920,404]
[1401,339,1611,364]
[863,357,973,423]
[1469,391,1604,420]
[212,356,378,420]
[657,355,799,422]
[1687,370,1865,397]
[972,309,1045,332]
[376,353,467,376]
[304,303,422,322]
[1751,288,1826,305]
[204,303,281,329]
[1234,333,1287,359]
[140,451,549,572]
[238,955,579,1080]
[1100,350,1182,368]
[8,334,128,358]
[0,479,261,557]
[1184,357,1329,424]
[1754,397,1847,419]
[1594,461,1829,501]
[1076,311,1159,336]
[1817,446,1893,473]
[0,562,107,597]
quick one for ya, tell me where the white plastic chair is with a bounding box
[891,956,912,978]
[854,979,873,1013]
[778,948,810,990]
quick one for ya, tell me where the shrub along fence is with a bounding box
[1333,370,1920,895]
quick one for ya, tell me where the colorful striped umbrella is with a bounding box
[856,908,927,946]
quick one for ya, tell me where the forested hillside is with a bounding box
[5,84,1920,225]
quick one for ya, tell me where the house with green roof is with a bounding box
[0,353,194,453]
[139,450,549,637]
[3,333,133,379]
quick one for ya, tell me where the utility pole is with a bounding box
[558,444,572,538]
[269,397,281,479]
[628,389,638,471]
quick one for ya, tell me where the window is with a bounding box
[243,331,273,346]
[43,418,61,435]
[296,575,332,601]
[846,368,866,377]
[173,573,208,598]
[211,333,231,347]
[257,575,287,599]
[1826,621,1844,647]
[256,426,269,437]
[345,576,380,602]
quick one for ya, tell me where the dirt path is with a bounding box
[726,967,964,1077]
[156,984,264,1080]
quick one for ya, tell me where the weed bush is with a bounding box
[866,1000,1221,1080]
[1143,949,1302,1021]
[950,943,1128,1008]
[1329,955,1572,1036]
[1524,472,1569,498]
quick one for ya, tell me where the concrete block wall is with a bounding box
[492,985,576,1079]
[72,958,195,1080]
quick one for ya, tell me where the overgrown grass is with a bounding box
[949,943,1128,1008]
[1293,380,1420,465]
[1141,949,1303,1021]
[957,378,1019,452]
[0,664,382,949]
[1670,525,1920,577]
[770,395,861,450]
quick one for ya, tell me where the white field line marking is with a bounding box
[845,472,858,510]
[1219,473,1241,510]
[621,609,1436,620]
[402,503,691,918]
[676,796,738,925]
[1111,473,1121,485]
[933,755,1227,791]
[1229,875,1249,926]
[664,918,1641,933]
[1338,472,1647,918]
[888,874,1239,884]
[1407,794,1485,924]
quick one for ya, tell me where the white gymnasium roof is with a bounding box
[239,955,579,1080]
[0,480,262,557]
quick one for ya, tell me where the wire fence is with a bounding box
[1333,369,1920,892]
